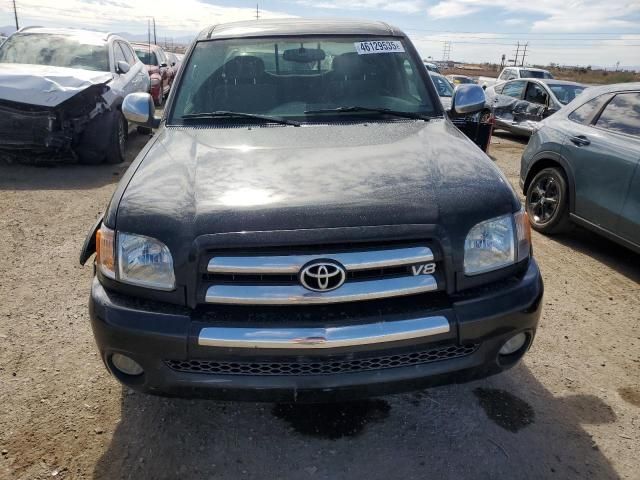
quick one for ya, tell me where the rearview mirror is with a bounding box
[122,92,160,128]
[451,84,486,115]
[116,60,130,74]
[283,47,325,63]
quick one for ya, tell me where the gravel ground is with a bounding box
[0,130,639,480]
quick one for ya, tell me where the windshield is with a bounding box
[548,84,586,105]
[170,36,437,123]
[430,74,454,97]
[520,69,553,79]
[134,48,158,66]
[0,33,108,71]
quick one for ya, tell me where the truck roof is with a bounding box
[197,18,404,41]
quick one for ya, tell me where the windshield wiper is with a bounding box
[304,106,431,121]
[181,111,300,127]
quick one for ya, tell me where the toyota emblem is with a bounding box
[299,261,346,292]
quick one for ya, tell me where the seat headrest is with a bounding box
[223,56,265,79]
[331,52,366,77]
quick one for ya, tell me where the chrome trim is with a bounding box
[205,275,437,305]
[198,316,450,349]
[208,246,434,274]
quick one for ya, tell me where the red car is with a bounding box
[132,43,173,106]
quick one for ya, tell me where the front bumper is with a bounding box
[89,260,543,402]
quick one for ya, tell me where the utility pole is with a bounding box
[153,17,157,45]
[512,42,520,66]
[441,41,451,63]
[12,0,19,30]
[520,43,528,67]
[255,4,260,20]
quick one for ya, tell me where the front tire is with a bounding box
[525,167,571,234]
[104,113,127,164]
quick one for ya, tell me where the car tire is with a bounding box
[104,113,127,164]
[525,167,572,234]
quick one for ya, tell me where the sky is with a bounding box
[1,0,639,69]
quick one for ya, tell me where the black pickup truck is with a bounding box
[81,19,543,402]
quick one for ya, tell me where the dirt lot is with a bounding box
[1,130,639,480]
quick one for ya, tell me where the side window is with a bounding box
[595,92,640,136]
[568,94,613,125]
[499,69,510,80]
[494,83,505,94]
[120,42,137,65]
[156,49,167,66]
[524,82,549,105]
[501,80,526,99]
[113,42,127,67]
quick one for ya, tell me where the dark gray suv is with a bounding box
[520,83,640,253]
[81,19,543,402]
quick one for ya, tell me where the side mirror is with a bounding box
[116,60,130,74]
[171,62,176,66]
[451,84,486,115]
[122,92,160,128]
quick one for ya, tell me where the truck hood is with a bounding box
[0,63,113,107]
[113,119,519,246]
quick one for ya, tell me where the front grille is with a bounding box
[0,103,55,148]
[201,243,443,305]
[165,343,478,376]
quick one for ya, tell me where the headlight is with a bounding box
[464,210,517,275]
[118,232,175,290]
[464,210,531,275]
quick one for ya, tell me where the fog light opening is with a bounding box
[111,353,144,376]
[499,332,528,356]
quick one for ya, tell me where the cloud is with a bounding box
[427,1,478,18]
[0,0,295,35]
[426,0,640,32]
[295,0,424,14]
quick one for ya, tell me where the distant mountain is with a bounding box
[0,25,16,35]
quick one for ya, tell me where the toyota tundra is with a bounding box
[81,19,543,402]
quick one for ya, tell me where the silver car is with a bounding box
[0,27,150,164]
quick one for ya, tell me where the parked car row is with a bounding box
[0,27,185,163]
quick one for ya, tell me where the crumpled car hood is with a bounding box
[0,63,113,107]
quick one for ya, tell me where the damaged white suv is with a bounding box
[0,27,150,164]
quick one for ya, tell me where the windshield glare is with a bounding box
[170,36,436,122]
[548,84,586,105]
[0,33,109,71]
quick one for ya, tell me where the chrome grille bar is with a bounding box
[208,246,433,274]
[198,316,450,349]
[205,275,437,305]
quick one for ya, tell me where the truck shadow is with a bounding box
[0,131,150,191]
[541,225,640,285]
[93,364,620,479]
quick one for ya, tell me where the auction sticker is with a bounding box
[354,40,405,55]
